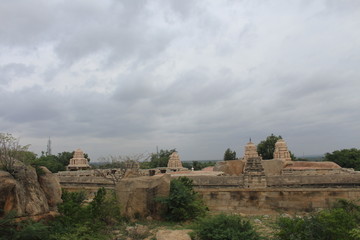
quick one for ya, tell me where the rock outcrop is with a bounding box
[115,174,170,219]
[0,161,62,218]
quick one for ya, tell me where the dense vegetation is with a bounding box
[192,214,261,240]
[0,188,120,240]
[275,199,360,240]
[325,148,360,171]
[158,177,208,222]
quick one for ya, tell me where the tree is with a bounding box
[149,149,176,168]
[0,133,30,174]
[223,148,236,160]
[158,177,207,222]
[257,134,282,160]
[324,148,360,171]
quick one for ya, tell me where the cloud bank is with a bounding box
[1,0,359,160]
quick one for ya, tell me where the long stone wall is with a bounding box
[57,171,360,215]
[196,188,360,215]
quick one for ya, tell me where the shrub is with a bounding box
[158,177,208,222]
[0,210,49,240]
[275,199,360,240]
[192,214,261,240]
[49,188,121,239]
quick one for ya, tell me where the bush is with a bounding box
[0,210,49,240]
[49,188,121,240]
[275,199,360,240]
[158,177,208,222]
[192,214,261,240]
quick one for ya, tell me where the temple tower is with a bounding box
[243,140,259,161]
[167,152,183,169]
[273,139,292,161]
[67,149,91,171]
[243,156,267,188]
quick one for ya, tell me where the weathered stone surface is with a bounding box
[115,174,170,219]
[262,159,285,176]
[214,160,245,175]
[0,161,61,218]
[0,162,49,216]
[284,161,341,169]
[38,166,62,210]
[156,229,192,240]
[197,188,360,215]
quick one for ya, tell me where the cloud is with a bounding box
[0,0,359,160]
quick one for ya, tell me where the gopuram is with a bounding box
[66,149,91,171]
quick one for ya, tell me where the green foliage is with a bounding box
[182,161,216,170]
[31,155,65,173]
[324,148,360,171]
[158,177,207,222]
[28,151,90,173]
[257,134,282,160]
[275,199,360,240]
[149,149,176,168]
[48,188,120,240]
[192,214,261,240]
[224,148,237,160]
[0,210,49,240]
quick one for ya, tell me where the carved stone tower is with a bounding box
[167,152,183,169]
[243,156,267,188]
[273,139,292,161]
[243,140,259,161]
[67,149,91,171]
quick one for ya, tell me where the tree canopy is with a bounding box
[223,148,236,160]
[148,149,176,168]
[257,134,282,160]
[324,148,360,171]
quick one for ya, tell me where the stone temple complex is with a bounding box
[57,138,360,216]
[66,149,91,171]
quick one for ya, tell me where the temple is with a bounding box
[243,140,259,161]
[167,151,185,171]
[66,149,91,171]
[273,139,292,161]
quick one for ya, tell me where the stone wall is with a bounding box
[196,188,360,215]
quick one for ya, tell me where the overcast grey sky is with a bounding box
[1,0,359,161]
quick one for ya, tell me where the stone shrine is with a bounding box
[66,149,91,171]
[243,140,259,161]
[167,152,183,169]
[273,139,292,161]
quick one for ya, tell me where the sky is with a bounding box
[1,0,360,161]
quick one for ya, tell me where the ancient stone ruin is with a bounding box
[66,149,91,171]
[56,138,360,216]
[167,152,182,168]
[273,139,292,161]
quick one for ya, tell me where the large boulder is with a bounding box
[38,166,62,210]
[0,161,61,218]
[115,174,170,219]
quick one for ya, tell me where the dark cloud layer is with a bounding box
[0,0,359,160]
